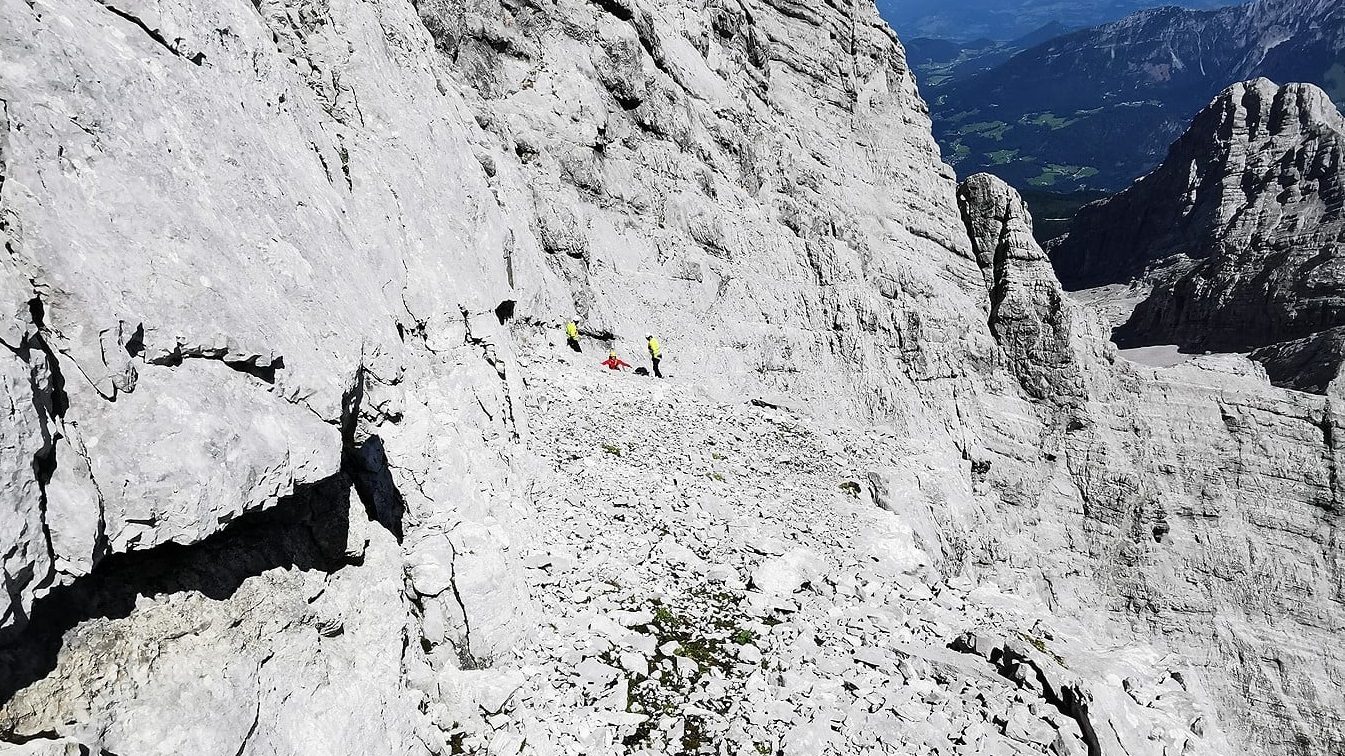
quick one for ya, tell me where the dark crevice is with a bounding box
[231,695,262,756]
[956,192,1014,344]
[0,97,9,199]
[123,324,144,358]
[93,0,206,66]
[588,0,676,88]
[1319,401,1340,513]
[147,350,284,385]
[338,364,406,542]
[481,35,512,55]
[225,355,282,384]
[986,210,1014,342]
[310,140,335,186]
[584,327,618,342]
[1,729,60,745]
[1054,685,1103,756]
[339,362,366,447]
[950,634,1102,756]
[32,431,58,494]
[447,547,477,668]
[0,471,375,709]
[26,297,69,417]
[494,299,516,325]
[337,140,352,191]
[612,91,644,111]
[345,436,405,542]
[461,306,519,440]
[22,295,69,575]
[591,0,635,22]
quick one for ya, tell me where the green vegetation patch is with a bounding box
[1020,111,1079,130]
[956,120,1010,141]
[986,149,1020,165]
[1028,163,1099,187]
[1017,631,1068,668]
[615,585,760,754]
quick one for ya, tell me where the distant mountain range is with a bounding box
[879,0,1231,42]
[904,22,1072,89]
[923,0,1345,192]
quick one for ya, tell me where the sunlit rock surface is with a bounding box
[0,1,1340,755]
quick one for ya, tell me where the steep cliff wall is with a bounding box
[0,1,1341,755]
[0,0,996,750]
[963,172,1343,755]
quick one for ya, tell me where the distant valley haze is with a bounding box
[884,0,1345,239]
[876,0,1234,42]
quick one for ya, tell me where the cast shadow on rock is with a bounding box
[0,460,401,710]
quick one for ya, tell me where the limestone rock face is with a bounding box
[0,1,1342,755]
[957,173,1088,409]
[0,0,993,644]
[969,176,1345,756]
[1049,78,1345,391]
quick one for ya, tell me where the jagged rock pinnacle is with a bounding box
[1051,78,1345,391]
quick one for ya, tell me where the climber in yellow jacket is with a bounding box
[646,334,663,378]
[565,318,582,353]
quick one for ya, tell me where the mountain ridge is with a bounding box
[930,0,1345,191]
[1050,77,1345,392]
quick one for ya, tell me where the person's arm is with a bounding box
[619,359,632,369]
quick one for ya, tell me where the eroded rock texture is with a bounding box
[0,1,1341,755]
[958,173,1088,410]
[1050,78,1345,392]
[968,172,1344,756]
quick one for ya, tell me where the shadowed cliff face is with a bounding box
[0,1,1342,755]
[1050,78,1345,392]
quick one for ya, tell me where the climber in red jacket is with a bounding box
[600,349,632,371]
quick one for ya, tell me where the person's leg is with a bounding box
[653,357,662,378]
[569,338,581,353]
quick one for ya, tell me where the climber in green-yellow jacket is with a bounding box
[565,318,582,353]
[646,334,663,378]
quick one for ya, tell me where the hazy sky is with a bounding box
[875,0,1237,41]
